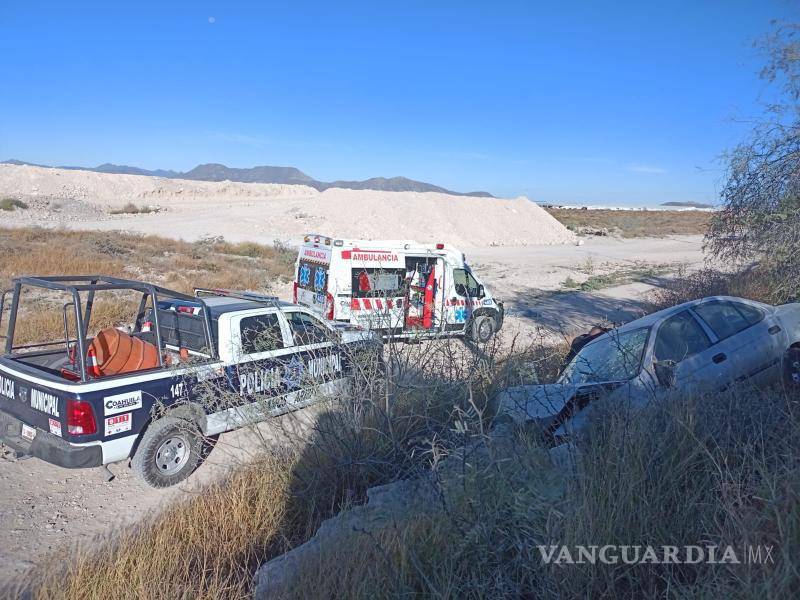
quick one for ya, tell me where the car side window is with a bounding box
[453,269,480,297]
[240,314,284,354]
[654,311,712,364]
[286,311,330,346]
[694,301,764,341]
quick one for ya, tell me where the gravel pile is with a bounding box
[0,164,576,247]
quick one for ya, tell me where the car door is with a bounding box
[692,299,785,388]
[448,267,482,332]
[652,309,737,393]
[231,311,295,397]
[282,310,346,397]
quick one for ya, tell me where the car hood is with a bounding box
[495,383,579,424]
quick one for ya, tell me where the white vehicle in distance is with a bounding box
[293,234,504,342]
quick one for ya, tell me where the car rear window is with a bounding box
[693,301,764,341]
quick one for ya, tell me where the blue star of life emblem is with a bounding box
[455,307,467,323]
[314,268,326,291]
[299,264,311,286]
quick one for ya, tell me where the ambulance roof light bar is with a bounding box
[436,243,445,250]
[303,233,332,245]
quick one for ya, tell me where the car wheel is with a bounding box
[132,416,204,488]
[471,314,496,343]
[783,347,800,396]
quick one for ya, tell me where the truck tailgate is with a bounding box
[0,367,66,436]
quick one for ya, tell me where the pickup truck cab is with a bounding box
[0,276,379,487]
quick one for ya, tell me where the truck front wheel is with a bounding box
[132,416,204,488]
[470,314,497,344]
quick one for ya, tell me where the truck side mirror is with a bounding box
[654,359,677,388]
[478,284,485,298]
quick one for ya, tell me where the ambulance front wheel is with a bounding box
[471,314,497,344]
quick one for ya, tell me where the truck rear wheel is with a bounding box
[132,416,204,488]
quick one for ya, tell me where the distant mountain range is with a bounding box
[2,159,494,198]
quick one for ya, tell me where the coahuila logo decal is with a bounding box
[104,390,143,416]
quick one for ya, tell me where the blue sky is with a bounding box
[1,1,797,205]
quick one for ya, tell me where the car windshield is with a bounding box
[560,327,650,385]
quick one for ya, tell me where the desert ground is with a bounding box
[0,165,708,582]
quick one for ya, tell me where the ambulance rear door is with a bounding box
[295,245,332,317]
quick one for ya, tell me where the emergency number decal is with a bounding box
[104,413,133,436]
[104,390,143,415]
[48,418,62,437]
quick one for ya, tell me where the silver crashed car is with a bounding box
[500,296,800,442]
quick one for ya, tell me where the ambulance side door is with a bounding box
[447,267,481,332]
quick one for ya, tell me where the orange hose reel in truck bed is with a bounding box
[88,328,160,377]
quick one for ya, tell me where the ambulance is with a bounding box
[293,234,504,342]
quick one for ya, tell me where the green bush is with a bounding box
[0,198,28,211]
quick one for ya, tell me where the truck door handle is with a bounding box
[769,325,782,335]
[713,353,727,364]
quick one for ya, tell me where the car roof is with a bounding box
[597,295,769,338]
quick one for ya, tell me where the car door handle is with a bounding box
[769,325,782,335]
[713,353,727,364]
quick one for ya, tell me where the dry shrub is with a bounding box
[278,387,800,599]
[649,265,786,309]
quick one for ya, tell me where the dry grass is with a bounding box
[648,264,786,307]
[545,208,712,238]
[10,336,508,599]
[20,456,296,599]
[280,387,799,599]
[0,227,296,344]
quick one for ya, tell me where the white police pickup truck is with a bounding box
[0,276,379,487]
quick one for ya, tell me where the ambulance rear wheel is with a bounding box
[471,314,496,344]
[132,416,204,488]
